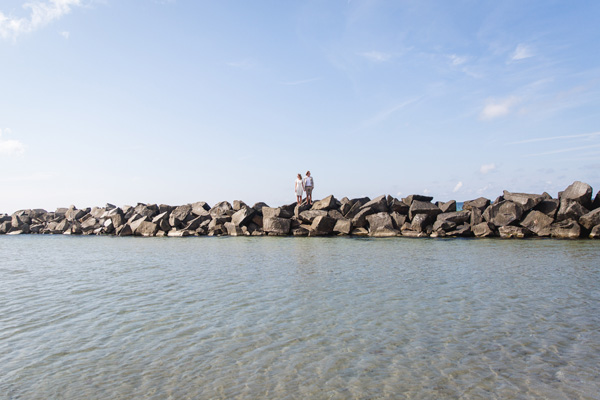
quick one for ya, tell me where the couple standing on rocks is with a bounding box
[295,171,314,206]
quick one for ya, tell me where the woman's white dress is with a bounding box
[295,178,303,196]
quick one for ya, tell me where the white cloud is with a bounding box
[480,96,519,120]
[359,51,392,63]
[449,54,467,66]
[511,44,534,61]
[0,129,25,156]
[480,163,496,174]
[452,181,463,193]
[0,0,82,40]
[60,30,69,39]
[423,188,431,195]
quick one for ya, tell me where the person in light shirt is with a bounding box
[295,173,304,205]
[303,171,314,206]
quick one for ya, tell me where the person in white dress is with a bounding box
[295,173,304,205]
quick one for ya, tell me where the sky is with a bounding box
[1,0,599,213]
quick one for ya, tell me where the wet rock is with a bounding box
[136,221,159,237]
[579,208,600,230]
[333,219,352,235]
[556,200,589,222]
[309,216,337,236]
[502,191,544,211]
[351,227,369,236]
[499,226,532,238]
[590,225,600,239]
[534,199,559,219]
[560,181,593,209]
[263,217,291,235]
[366,212,399,237]
[473,222,495,237]
[437,200,457,213]
[409,200,442,220]
[311,195,337,211]
[232,207,255,226]
[483,201,524,227]
[520,210,554,237]
[462,197,491,213]
[291,227,309,236]
[551,219,581,238]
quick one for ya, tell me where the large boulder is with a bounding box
[209,201,233,217]
[262,207,293,219]
[473,222,495,237]
[263,217,291,235]
[409,200,442,220]
[65,207,86,221]
[81,217,98,232]
[366,212,398,237]
[551,219,581,238]
[470,208,483,226]
[433,219,456,232]
[136,221,159,237]
[224,221,244,236]
[333,219,352,235]
[152,211,172,232]
[445,224,472,237]
[389,198,409,214]
[191,201,211,216]
[251,202,269,215]
[351,207,377,228]
[499,226,532,238]
[436,211,471,225]
[590,225,600,239]
[232,200,248,211]
[231,207,255,226]
[311,195,337,211]
[309,216,337,236]
[436,200,457,213]
[556,200,589,222]
[298,210,328,224]
[520,210,554,237]
[402,194,433,206]
[534,199,559,219]
[294,203,311,218]
[463,197,491,213]
[411,214,431,233]
[579,208,600,230]
[390,212,406,229]
[169,205,193,228]
[560,181,593,209]
[502,191,544,211]
[592,192,600,210]
[134,203,159,219]
[360,195,388,213]
[483,201,523,227]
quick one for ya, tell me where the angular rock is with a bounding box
[579,208,600,230]
[291,227,309,236]
[343,201,362,219]
[55,219,71,233]
[366,212,399,237]
[350,227,369,236]
[502,191,544,211]
[134,203,159,219]
[590,225,600,239]
[65,208,86,221]
[116,224,133,237]
[437,200,457,213]
[389,212,407,229]
[360,195,388,213]
[482,201,523,227]
[433,220,456,232]
[90,207,106,219]
[81,217,98,232]
[473,222,495,237]
[402,194,433,206]
[389,198,409,215]
[339,201,353,216]
[401,230,429,238]
[561,181,593,209]
[592,192,600,210]
[411,214,431,233]
[470,207,483,226]
[233,200,248,211]
[351,207,377,228]
[551,219,581,239]
[327,210,345,220]
[152,211,171,232]
[129,216,149,234]
[333,219,352,235]
[224,221,244,236]
[463,197,491,213]
[209,201,233,217]
[167,229,192,237]
[534,199,559,219]
[263,217,291,235]
[191,202,211,216]
[262,207,293,220]
[136,221,158,237]
[184,215,207,231]
[309,216,337,236]
[311,195,337,211]
[232,207,255,226]
[557,200,589,223]
[251,202,269,215]
[169,204,193,228]
[294,203,311,218]
[445,224,472,237]
[520,210,554,237]
[0,221,12,234]
[499,226,532,238]
[409,200,442,220]
[436,211,471,225]
[298,210,328,224]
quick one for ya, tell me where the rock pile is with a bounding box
[2,181,599,239]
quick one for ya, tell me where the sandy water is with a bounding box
[1,236,599,399]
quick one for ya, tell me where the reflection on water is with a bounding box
[1,236,599,399]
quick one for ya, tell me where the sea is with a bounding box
[1,235,599,399]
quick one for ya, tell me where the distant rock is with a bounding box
[503,191,544,211]
[409,200,441,220]
[437,200,457,213]
[462,197,490,213]
[483,201,523,227]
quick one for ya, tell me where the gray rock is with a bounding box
[232,207,255,226]
[184,215,208,231]
[294,203,312,218]
[351,207,377,228]
[579,208,600,230]
[233,200,248,211]
[433,220,456,232]
[411,214,431,233]
[437,200,457,213]
[169,205,193,228]
[65,208,86,221]
[473,222,495,237]
[551,219,581,238]
[110,213,125,229]
[298,210,328,224]
[333,219,352,235]
[389,198,409,214]
[90,207,106,219]
[311,195,337,211]
[534,199,559,219]
[129,216,149,234]
[81,217,98,232]
[327,210,345,220]
[167,229,192,237]
[0,221,11,234]
[590,225,600,239]
[366,212,399,237]
[309,216,337,236]
[209,201,233,217]
[291,227,310,236]
[499,226,532,238]
[55,219,71,233]
[136,221,158,237]
[402,194,434,206]
[445,224,472,237]
[360,195,388,213]
[470,207,483,226]
[152,212,171,232]
[463,197,491,213]
[339,201,353,216]
[251,202,269,215]
[561,181,593,208]
[134,203,159,219]
[262,207,293,219]
[520,210,554,237]
[401,230,429,238]
[556,200,589,222]
[343,201,362,219]
[351,227,369,236]
[482,201,523,227]
[592,192,600,210]
[263,217,291,235]
[117,224,133,236]
[191,202,211,216]
[502,191,544,211]
[350,197,371,207]
[409,200,442,220]
[389,212,407,229]
[436,211,471,225]
[224,221,244,236]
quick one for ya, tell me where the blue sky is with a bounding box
[1,0,599,213]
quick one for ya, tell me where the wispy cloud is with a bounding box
[480,96,520,120]
[60,30,69,39]
[480,163,496,174]
[526,143,600,157]
[280,77,320,86]
[453,181,463,193]
[358,51,392,63]
[508,131,600,145]
[448,54,467,66]
[0,0,81,41]
[511,44,534,61]
[0,128,25,156]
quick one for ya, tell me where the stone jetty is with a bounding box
[2,181,600,239]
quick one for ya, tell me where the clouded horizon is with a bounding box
[1,0,599,213]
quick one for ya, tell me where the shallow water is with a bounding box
[1,236,599,399]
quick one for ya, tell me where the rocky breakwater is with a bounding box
[1,181,600,239]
